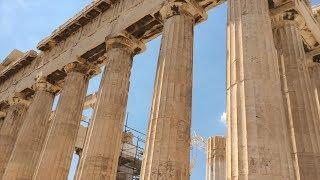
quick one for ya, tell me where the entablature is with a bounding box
[0,50,38,84]
[37,0,114,51]
[270,0,320,52]
[0,0,225,103]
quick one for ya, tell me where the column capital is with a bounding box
[105,33,145,55]
[272,11,303,29]
[64,58,100,77]
[8,93,30,107]
[159,0,207,23]
[32,75,60,94]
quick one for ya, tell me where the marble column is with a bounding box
[309,61,320,178]
[2,77,58,180]
[273,13,320,179]
[226,0,294,179]
[0,95,29,178]
[34,61,98,180]
[206,136,226,180]
[76,35,144,180]
[140,2,204,179]
[309,62,320,114]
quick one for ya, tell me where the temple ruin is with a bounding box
[0,0,320,179]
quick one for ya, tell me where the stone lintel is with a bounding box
[8,93,30,107]
[270,1,295,16]
[0,50,38,81]
[32,75,60,94]
[37,0,115,51]
[0,0,224,103]
[36,0,222,52]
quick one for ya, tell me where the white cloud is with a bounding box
[219,112,226,124]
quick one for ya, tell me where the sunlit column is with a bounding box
[141,1,207,179]
[273,12,320,179]
[34,61,98,180]
[76,35,144,180]
[226,0,294,179]
[206,136,226,180]
[309,57,320,114]
[2,77,59,180]
[0,94,29,178]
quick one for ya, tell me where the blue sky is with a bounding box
[1,0,320,179]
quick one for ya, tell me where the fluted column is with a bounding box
[206,136,226,180]
[76,35,144,180]
[34,61,98,180]
[226,0,294,179]
[309,62,320,177]
[0,95,29,178]
[273,13,320,179]
[309,62,320,113]
[2,77,58,180]
[140,1,205,179]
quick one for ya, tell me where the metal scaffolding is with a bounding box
[117,116,146,180]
